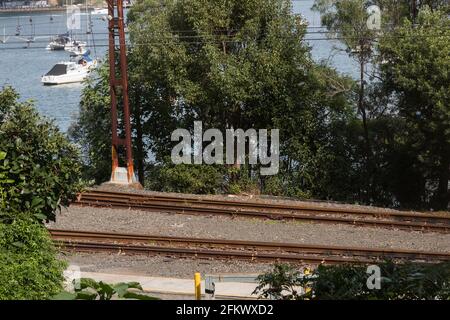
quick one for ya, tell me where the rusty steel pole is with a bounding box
[107,0,138,186]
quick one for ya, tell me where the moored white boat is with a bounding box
[91,8,108,15]
[46,33,71,51]
[64,40,87,54]
[41,53,97,85]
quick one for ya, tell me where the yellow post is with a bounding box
[303,267,312,297]
[194,272,201,300]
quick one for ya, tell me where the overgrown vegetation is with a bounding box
[253,262,450,300]
[0,87,83,223]
[0,218,66,300]
[0,87,83,300]
[51,278,159,300]
[72,0,449,210]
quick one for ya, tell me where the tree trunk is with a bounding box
[358,53,374,203]
[434,150,449,210]
[359,59,370,151]
[133,87,145,186]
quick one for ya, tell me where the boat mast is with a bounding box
[15,17,21,36]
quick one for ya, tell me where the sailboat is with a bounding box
[15,18,21,36]
[64,0,87,53]
[15,17,50,48]
[42,0,99,85]
[46,32,71,50]
[0,25,9,44]
[46,0,86,52]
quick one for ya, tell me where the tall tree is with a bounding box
[128,0,311,159]
[127,0,353,192]
[379,8,450,209]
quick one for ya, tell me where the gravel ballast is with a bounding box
[51,187,450,279]
[61,252,273,279]
[48,205,450,252]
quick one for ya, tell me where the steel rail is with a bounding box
[74,191,450,233]
[57,240,373,264]
[82,189,450,221]
[49,229,450,263]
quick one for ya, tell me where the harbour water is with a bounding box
[0,1,356,132]
[0,10,109,131]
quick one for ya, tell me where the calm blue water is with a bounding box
[0,1,356,132]
[0,10,109,131]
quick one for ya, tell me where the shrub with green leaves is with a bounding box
[0,87,83,222]
[254,262,450,300]
[52,278,159,300]
[0,151,14,210]
[253,264,303,300]
[0,218,66,300]
[147,162,224,194]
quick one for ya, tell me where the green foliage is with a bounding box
[0,87,83,222]
[77,0,352,198]
[379,8,450,209]
[0,151,14,210]
[254,262,450,300]
[310,261,450,300]
[147,163,268,195]
[146,162,224,194]
[51,278,159,300]
[262,175,285,196]
[73,1,448,210]
[313,0,377,55]
[0,218,66,300]
[253,264,304,300]
[225,166,260,195]
[68,65,111,185]
[311,2,449,209]
[127,0,351,164]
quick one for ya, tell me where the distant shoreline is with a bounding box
[0,6,101,14]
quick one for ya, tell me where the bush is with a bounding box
[0,87,83,222]
[253,264,303,300]
[146,162,265,195]
[147,162,224,194]
[51,278,159,300]
[254,262,450,300]
[310,262,450,300]
[0,218,66,300]
[225,167,260,195]
[68,69,111,185]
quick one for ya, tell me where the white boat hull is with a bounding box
[41,71,90,85]
[92,8,108,15]
[42,57,97,85]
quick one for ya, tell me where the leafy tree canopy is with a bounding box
[0,87,83,222]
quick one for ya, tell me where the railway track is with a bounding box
[74,189,450,233]
[49,229,450,264]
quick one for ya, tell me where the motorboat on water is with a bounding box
[41,52,98,85]
[46,33,71,51]
[64,40,87,54]
[91,8,108,15]
[46,34,87,54]
[66,44,88,55]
